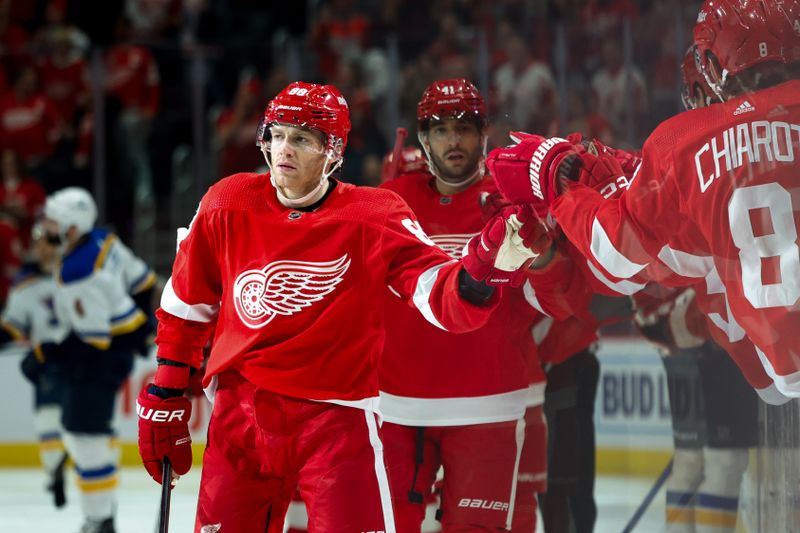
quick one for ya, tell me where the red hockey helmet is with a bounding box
[258,81,351,157]
[693,0,800,96]
[681,45,716,109]
[416,78,487,131]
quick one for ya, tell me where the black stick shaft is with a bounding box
[159,458,172,533]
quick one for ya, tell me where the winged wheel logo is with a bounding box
[233,255,351,328]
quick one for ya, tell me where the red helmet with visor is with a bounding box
[258,81,351,158]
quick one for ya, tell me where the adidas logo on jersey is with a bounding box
[768,104,789,118]
[733,100,755,116]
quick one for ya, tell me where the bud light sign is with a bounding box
[595,339,673,449]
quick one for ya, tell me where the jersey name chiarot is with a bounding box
[695,120,800,193]
[232,255,351,328]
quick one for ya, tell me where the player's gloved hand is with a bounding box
[20,350,42,384]
[462,206,551,287]
[564,132,641,198]
[478,190,512,221]
[486,132,578,217]
[576,146,630,199]
[19,342,60,384]
[137,385,192,485]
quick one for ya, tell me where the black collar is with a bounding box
[295,178,338,212]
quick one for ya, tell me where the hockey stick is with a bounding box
[384,127,408,183]
[621,458,672,533]
[158,458,172,533]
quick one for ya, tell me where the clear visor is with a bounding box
[262,124,327,155]
[425,119,482,143]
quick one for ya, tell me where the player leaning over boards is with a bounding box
[488,0,800,400]
[23,187,156,533]
[0,224,69,509]
[137,81,544,533]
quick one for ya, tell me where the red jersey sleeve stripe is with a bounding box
[161,277,220,322]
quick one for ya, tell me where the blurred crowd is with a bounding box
[0,0,699,303]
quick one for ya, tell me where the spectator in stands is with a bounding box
[493,32,557,132]
[0,218,20,305]
[310,0,370,79]
[546,86,615,146]
[590,38,647,143]
[424,13,469,70]
[0,65,63,190]
[124,0,181,41]
[213,72,264,178]
[0,0,29,71]
[36,26,89,135]
[31,0,89,59]
[105,15,160,200]
[0,148,45,247]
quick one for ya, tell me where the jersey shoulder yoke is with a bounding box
[59,228,115,284]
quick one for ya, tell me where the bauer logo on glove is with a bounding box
[136,404,189,423]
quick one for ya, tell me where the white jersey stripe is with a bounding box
[522,279,550,317]
[657,246,714,278]
[531,316,554,346]
[525,382,546,408]
[505,416,527,530]
[379,388,528,426]
[755,346,800,400]
[365,410,396,533]
[160,277,219,323]
[590,218,648,279]
[586,260,646,295]
[412,261,456,332]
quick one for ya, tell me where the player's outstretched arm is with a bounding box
[380,191,505,333]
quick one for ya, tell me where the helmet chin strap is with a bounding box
[261,145,341,208]
[702,61,729,102]
[419,134,487,192]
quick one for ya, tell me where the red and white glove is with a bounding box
[486,132,578,217]
[478,190,513,221]
[137,364,193,485]
[564,132,638,199]
[462,206,552,287]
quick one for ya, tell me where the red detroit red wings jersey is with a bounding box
[379,173,565,426]
[155,174,499,406]
[561,143,781,402]
[552,80,800,397]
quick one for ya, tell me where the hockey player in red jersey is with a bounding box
[137,81,544,533]
[488,0,800,399]
[377,78,595,532]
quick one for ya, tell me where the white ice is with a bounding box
[0,468,666,532]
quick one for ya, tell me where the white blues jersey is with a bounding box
[54,229,155,350]
[1,264,68,344]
